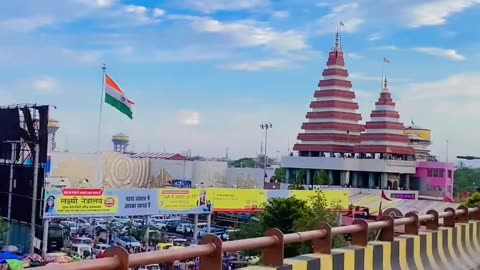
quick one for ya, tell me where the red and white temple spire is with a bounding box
[293,25,363,155]
[355,76,415,156]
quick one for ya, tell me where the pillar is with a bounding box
[193,214,199,244]
[306,169,311,186]
[206,214,212,233]
[381,173,388,189]
[345,171,350,185]
[328,171,334,185]
[352,172,359,187]
[368,172,375,188]
[285,168,290,184]
[404,174,410,189]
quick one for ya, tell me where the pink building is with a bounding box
[413,161,455,201]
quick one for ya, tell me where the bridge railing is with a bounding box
[40,206,480,270]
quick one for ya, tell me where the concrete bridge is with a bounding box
[37,206,480,270]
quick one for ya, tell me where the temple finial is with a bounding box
[382,76,389,92]
[334,21,343,51]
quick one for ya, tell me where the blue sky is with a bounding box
[1,0,480,160]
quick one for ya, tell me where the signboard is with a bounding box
[390,193,416,200]
[158,189,212,214]
[43,188,350,218]
[208,189,267,212]
[44,188,157,218]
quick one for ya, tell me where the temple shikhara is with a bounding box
[294,31,363,155]
[282,30,454,202]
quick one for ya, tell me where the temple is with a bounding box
[293,29,363,156]
[281,31,454,201]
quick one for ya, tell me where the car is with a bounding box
[165,220,181,233]
[139,264,160,270]
[92,244,111,255]
[115,236,141,248]
[176,223,193,234]
[72,236,93,246]
[68,244,92,259]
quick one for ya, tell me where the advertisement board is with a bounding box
[208,189,267,212]
[44,188,158,218]
[158,189,212,214]
[43,188,350,218]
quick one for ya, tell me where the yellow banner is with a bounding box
[290,190,349,209]
[56,196,118,214]
[208,189,267,212]
[158,189,212,214]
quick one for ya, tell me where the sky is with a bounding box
[1,0,480,161]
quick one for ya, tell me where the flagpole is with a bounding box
[95,64,107,187]
[381,58,385,90]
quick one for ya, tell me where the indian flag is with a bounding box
[104,74,134,119]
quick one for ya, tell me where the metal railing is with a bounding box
[38,206,480,270]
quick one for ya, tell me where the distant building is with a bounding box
[112,133,129,153]
[281,30,454,201]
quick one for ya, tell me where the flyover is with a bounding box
[36,206,480,270]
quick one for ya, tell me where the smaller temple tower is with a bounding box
[47,119,60,152]
[112,133,129,153]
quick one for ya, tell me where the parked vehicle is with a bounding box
[115,236,141,248]
[92,244,111,256]
[69,244,92,259]
[139,264,160,270]
[72,236,93,246]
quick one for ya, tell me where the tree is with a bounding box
[233,194,347,259]
[229,158,257,168]
[294,191,347,251]
[465,192,480,208]
[313,170,329,185]
[454,167,480,197]
[271,168,286,183]
[0,219,8,243]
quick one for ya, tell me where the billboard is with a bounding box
[158,189,212,215]
[44,188,158,218]
[43,188,350,218]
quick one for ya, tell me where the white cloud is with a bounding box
[221,59,291,71]
[376,45,400,51]
[177,111,200,126]
[61,49,101,65]
[406,0,480,27]
[349,73,380,82]
[153,8,166,17]
[32,77,58,93]
[178,0,269,13]
[414,47,465,61]
[346,53,363,59]
[271,10,289,19]
[0,16,55,32]
[368,32,383,41]
[315,3,365,34]
[190,18,307,53]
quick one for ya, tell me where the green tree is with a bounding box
[454,167,480,197]
[234,194,348,259]
[0,219,8,243]
[313,170,329,185]
[294,191,347,252]
[271,168,286,183]
[229,158,257,168]
[465,192,480,207]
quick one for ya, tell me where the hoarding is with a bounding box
[43,188,350,218]
[208,189,267,212]
[44,188,157,218]
[158,189,212,215]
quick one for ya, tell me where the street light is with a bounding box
[260,123,272,182]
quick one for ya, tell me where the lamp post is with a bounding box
[260,123,272,182]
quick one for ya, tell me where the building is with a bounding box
[112,133,129,153]
[282,31,416,190]
[412,161,455,201]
